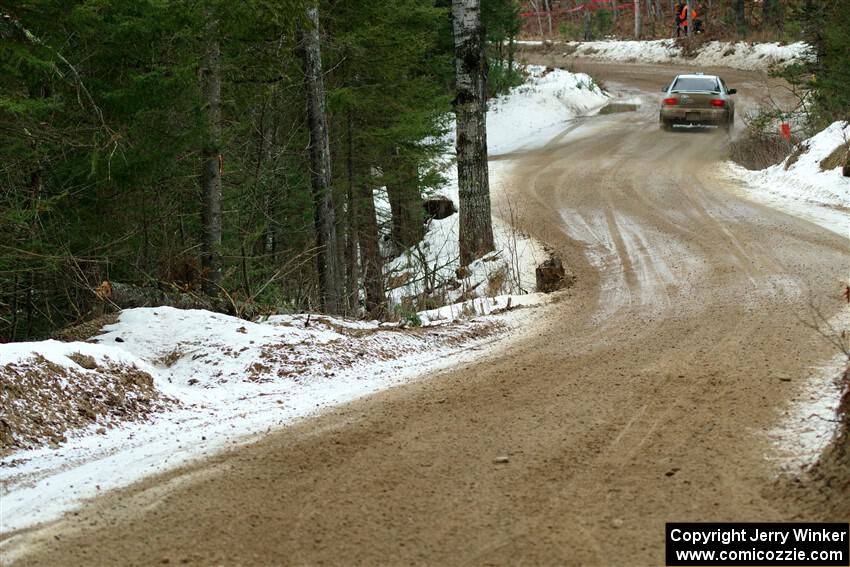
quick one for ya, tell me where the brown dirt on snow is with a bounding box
[247,320,501,382]
[0,354,171,456]
[6,60,849,566]
[51,313,119,343]
[820,142,849,172]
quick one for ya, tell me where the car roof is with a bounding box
[675,73,720,80]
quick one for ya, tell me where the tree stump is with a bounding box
[535,258,566,293]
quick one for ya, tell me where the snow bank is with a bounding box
[1,341,168,454]
[488,65,609,154]
[1,306,517,534]
[385,161,548,308]
[418,292,548,325]
[725,121,850,237]
[386,66,606,307]
[520,39,813,71]
[726,123,848,470]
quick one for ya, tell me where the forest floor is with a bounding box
[3,58,849,565]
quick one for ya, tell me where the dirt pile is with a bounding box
[0,354,172,456]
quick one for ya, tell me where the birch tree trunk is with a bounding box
[301,1,342,314]
[357,176,386,317]
[200,4,223,296]
[543,0,553,37]
[634,0,642,38]
[452,0,494,266]
[529,0,545,37]
[345,111,359,314]
[685,0,693,36]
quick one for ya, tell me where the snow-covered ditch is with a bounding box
[386,65,609,306]
[725,120,850,237]
[519,39,812,71]
[0,64,611,538]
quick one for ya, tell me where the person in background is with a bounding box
[680,3,701,35]
[693,3,704,33]
[674,2,685,36]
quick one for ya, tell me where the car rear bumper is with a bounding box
[660,107,729,124]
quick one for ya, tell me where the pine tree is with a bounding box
[0,0,467,337]
[326,0,451,312]
[200,3,223,295]
[301,0,343,314]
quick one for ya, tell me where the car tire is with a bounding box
[661,119,673,132]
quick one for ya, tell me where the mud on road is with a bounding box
[4,59,849,566]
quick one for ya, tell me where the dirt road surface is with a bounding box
[5,59,849,566]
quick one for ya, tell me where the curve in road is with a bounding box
[6,59,849,567]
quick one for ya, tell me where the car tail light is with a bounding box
[710,99,725,107]
[663,98,678,105]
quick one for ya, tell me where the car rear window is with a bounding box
[671,77,720,92]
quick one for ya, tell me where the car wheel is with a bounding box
[661,119,673,132]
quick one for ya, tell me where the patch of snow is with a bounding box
[766,312,850,472]
[0,304,543,537]
[724,121,850,237]
[385,203,547,308]
[386,66,606,307]
[519,39,813,71]
[488,65,610,155]
[0,340,153,372]
[418,292,548,326]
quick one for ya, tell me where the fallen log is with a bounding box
[94,281,260,320]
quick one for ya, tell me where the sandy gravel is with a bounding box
[3,59,848,567]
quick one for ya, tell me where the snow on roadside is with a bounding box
[386,66,607,307]
[0,306,527,535]
[725,122,849,471]
[488,65,609,155]
[1,342,169,453]
[724,121,850,237]
[385,161,548,308]
[0,65,595,538]
[519,39,813,71]
[766,311,850,472]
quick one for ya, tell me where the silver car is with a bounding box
[659,73,736,131]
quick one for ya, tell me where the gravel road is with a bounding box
[5,58,848,567]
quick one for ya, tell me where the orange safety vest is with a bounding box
[680,5,697,24]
